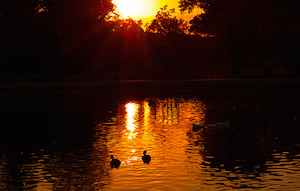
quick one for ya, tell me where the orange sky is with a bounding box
[113,0,204,25]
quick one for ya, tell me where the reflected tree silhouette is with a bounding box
[191,96,300,180]
[0,94,299,190]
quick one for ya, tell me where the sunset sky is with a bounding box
[113,0,204,24]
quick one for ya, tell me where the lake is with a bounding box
[0,85,299,190]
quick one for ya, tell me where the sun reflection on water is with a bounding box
[143,101,150,128]
[125,102,139,139]
[102,97,208,189]
[1,95,299,191]
[105,98,207,168]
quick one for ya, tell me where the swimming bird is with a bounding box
[192,122,206,132]
[215,121,230,128]
[142,150,151,164]
[110,155,121,168]
[174,97,183,102]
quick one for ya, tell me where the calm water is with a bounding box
[0,91,299,190]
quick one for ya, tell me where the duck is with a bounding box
[192,96,198,101]
[192,122,206,132]
[215,121,230,128]
[174,97,183,102]
[142,150,151,164]
[110,155,121,168]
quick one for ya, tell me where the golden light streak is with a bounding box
[125,102,139,139]
[143,101,150,127]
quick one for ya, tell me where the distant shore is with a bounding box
[1,74,300,96]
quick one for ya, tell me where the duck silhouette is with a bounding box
[192,122,206,132]
[215,121,230,128]
[142,150,151,164]
[110,155,121,168]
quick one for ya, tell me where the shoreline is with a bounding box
[1,75,300,96]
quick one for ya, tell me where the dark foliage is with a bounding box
[0,0,299,77]
[179,0,300,76]
[146,6,189,35]
[0,0,115,74]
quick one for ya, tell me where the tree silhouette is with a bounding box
[0,0,62,74]
[146,6,189,35]
[179,0,300,76]
[0,0,116,74]
[59,0,115,49]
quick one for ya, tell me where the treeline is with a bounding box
[0,0,115,74]
[180,0,300,76]
[0,0,299,76]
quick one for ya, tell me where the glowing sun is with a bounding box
[113,0,159,20]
